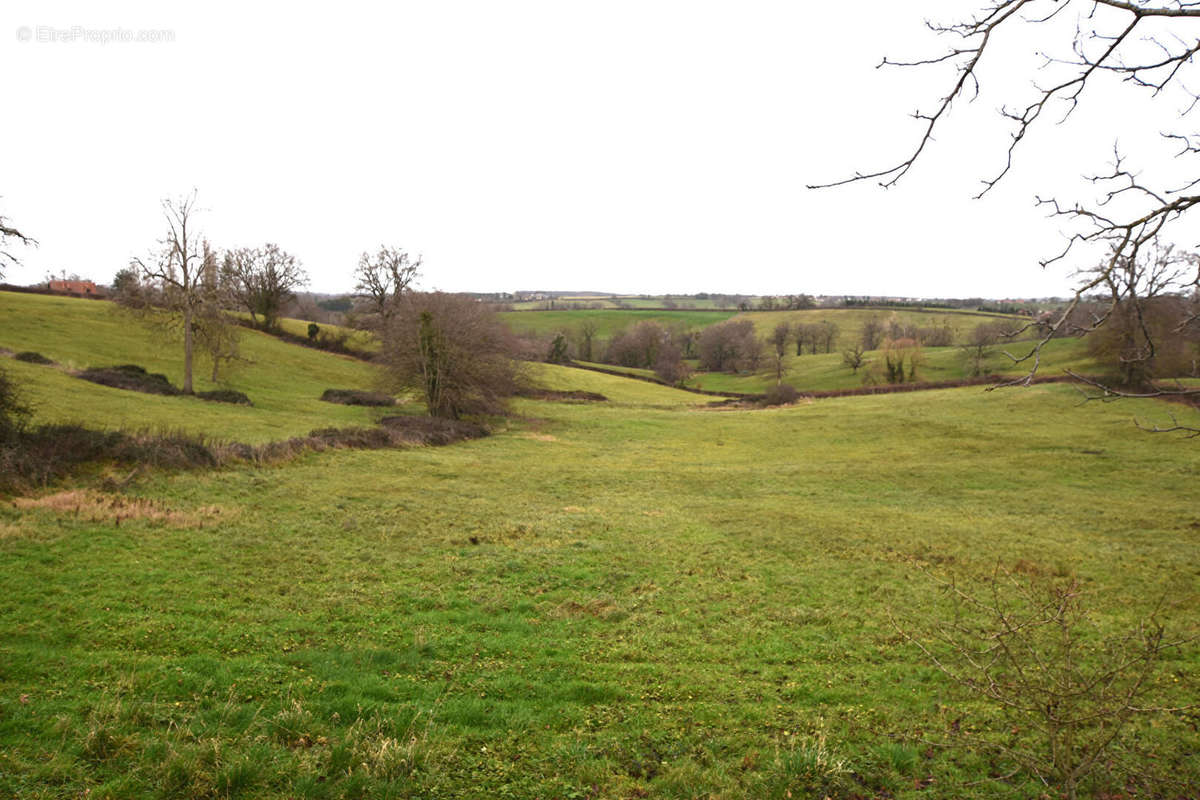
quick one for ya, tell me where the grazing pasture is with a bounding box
[1,291,1197,799]
[499,309,735,339]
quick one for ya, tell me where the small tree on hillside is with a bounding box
[860,315,886,351]
[223,243,308,331]
[769,322,792,385]
[380,292,520,419]
[654,340,691,385]
[130,192,207,394]
[962,320,1007,377]
[354,246,421,330]
[546,333,570,364]
[842,343,866,374]
[576,320,599,362]
[882,337,923,384]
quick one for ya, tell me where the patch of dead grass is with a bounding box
[12,490,235,528]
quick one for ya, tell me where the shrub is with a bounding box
[195,389,253,405]
[761,383,800,407]
[320,389,397,407]
[14,351,53,365]
[898,567,1195,800]
[379,292,521,419]
[546,333,570,364]
[307,322,320,341]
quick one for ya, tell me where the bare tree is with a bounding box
[842,343,866,374]
[812,1,1200,402]
[354,246,421,330]
[817,320,840,353]
[223,243,309,331]
[0,207,37,280]
[576,320,599,362]
[769,322,792,385]
[962,320,1006,377]
[130,193,206,393]
[860,315,886,351]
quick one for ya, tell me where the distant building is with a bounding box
[47,279,104,297]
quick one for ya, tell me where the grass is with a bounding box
[271,316,380,353]
[1,291,1198,798]
[499,309,736,339]
[734,307,1026,344]
[0,291,394,442]
[688,337,1101,394]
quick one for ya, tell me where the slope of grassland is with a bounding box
[271,315,380,353]
[737,307,1027,344]
[1,341,1198,799]
[689,337,1100,394]
[0,291,391,442]
[499,308,735,339]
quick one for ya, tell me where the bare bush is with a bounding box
[379,292,521,419]
[896,567,1195,800]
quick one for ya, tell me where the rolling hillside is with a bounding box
[1,290,1197,799]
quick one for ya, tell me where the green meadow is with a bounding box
[499,309,735,339]
[731,307,1026,344]
[686,338,1102,395]
[1,292,1197,799]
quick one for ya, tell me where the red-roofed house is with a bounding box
[47,280,104,297]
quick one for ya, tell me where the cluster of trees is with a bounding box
[752,294,818,311]
[697,319,761,374]
[114,194,310,391]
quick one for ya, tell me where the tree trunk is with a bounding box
[183,302,194,393]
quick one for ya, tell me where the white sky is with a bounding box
[2,1,1198,298]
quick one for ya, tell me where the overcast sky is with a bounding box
[2,1,1197,298]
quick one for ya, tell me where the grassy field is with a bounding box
[272,316,380,354]
[0,292,393,442]
[507,297,734,311]
[1,292,1198,799]
[733,308,1027,345]
[687,338,1101,394]
[499,309,736,339]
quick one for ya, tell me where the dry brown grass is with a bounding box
[12,490,234,528]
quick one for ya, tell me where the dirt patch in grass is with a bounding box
[321,389,397,407]
[76,365,253,405]
[78,365,181,396]
[553,597,621,620]
[515,388,608,403]
[520,432,559,442]
[14,351,54,365]
[195,389,252,405]
[12,490,234,528]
